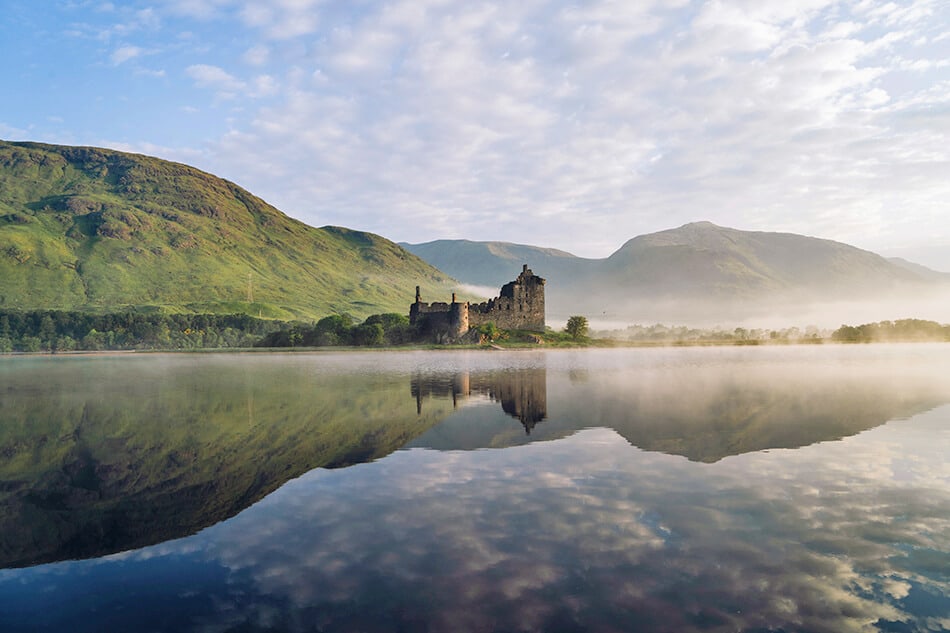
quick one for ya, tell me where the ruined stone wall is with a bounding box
[467,265,545,332]
[409,266,545,340]
[409,289,468,340]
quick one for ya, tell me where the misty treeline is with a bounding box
[1,310,947,353]
[831,319,950,343]
[596,319,950,344]
[595,323,830,343]
[0,310,286,352]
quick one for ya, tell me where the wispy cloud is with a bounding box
[110,44,142,65]
[186,63,245,95]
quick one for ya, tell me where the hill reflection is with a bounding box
[409,351,950,462]
[0,355,454,569]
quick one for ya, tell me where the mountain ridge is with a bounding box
[0,139,458,319]
[404,222,948,324]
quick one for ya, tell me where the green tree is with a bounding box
[53,335,76,352]
[565,315,589,340]
[288,330,303,347]
[352,322,385,346]
[82,329,105,350]
[20,336,42,352]
[38,314,56,349]
[363,313,411,345]
[311,314,352,346]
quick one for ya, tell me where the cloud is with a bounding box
[242,44,270,66]
[110,45,142,65]
[0,121,31,139]
[161,0,237,19]
[239,0,322,39]
[133,67,167,78]
[186,63,245,95]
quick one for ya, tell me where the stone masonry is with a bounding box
[410,265,545,340]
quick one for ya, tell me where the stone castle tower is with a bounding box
[410,265,545,340]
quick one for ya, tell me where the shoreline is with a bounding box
[1,338,947,357]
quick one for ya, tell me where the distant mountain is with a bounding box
[398,239,587,289]
[405,222,948,323]
[887,257,950,281]
[0,140,456,319]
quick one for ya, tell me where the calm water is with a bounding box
[0,346,948,632]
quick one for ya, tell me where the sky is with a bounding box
[1,0,949,270]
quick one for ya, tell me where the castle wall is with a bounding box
[466,265,545,332]
[410,266,545,340]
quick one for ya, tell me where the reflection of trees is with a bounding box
[412,369,547,433]
[0,358,454,569]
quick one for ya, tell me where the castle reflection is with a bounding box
[411,369,547,434]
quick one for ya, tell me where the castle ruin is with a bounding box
[410,265,545,340]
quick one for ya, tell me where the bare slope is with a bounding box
[0,140,455,319]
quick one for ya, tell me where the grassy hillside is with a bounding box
[0,140,458,319]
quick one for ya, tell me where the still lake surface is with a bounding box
[0,345,948,632]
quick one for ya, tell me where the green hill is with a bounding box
[0,140,456,319]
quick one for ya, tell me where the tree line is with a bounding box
[1,310,947,353]
[830,319,950,343]
[255,313,415,348]
[0,310,286,352]
[0,310,454,352]
[595,319,950,344]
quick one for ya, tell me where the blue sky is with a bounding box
[2,0,949,270]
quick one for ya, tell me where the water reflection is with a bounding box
[4,349,950,570]
[2,414,948,633]
[410,352,950,462]
[0,355,454,568]
[412,368,547,433]
[0,347,949,633]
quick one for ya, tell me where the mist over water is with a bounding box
[0,347,948,632]
[572,288,950,331]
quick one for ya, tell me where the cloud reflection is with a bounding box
[182,406,950,633]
